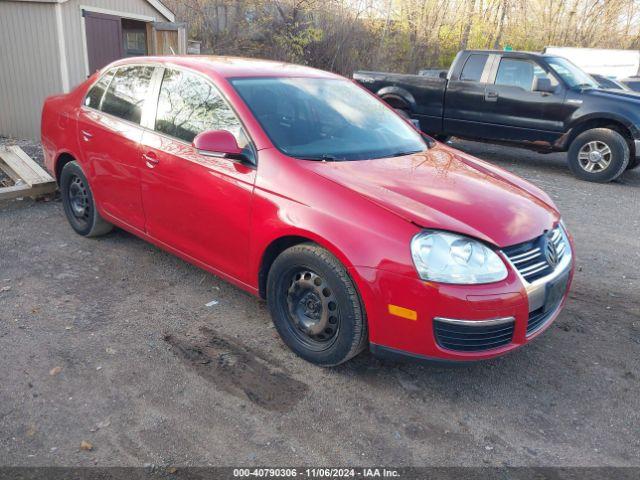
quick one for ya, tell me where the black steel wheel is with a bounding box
[67,175,91,229]
[267,243,368,366]
[285,269,340,350]
[60,161,113,237]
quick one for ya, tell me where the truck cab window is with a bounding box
[460,54,489,82]
[495,58,534,90]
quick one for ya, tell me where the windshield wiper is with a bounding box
[389,150,422,157]
[299,154,339,161]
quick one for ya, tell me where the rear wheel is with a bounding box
[567,128,629,182]
[393,108,411,119]
[60,161,113,237]
[266,244,368,366]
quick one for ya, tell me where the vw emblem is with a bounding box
[545,236,559,268]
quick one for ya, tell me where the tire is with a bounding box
[567,128,629,182]
[266,243,368,367]
[627,152,639,170]
[394,108,411,119]
[60,161,113,237]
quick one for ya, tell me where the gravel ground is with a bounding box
[0,137,639,467]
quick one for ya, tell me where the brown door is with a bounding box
[84,11,124,74]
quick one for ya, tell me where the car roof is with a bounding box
[107,55,341,80]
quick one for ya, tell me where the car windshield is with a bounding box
[546,57,598,89]
[230,77,427,161]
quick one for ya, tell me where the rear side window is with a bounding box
[100,65,154,124]
[84,69,116,109]
[460,54,489,82]
[495,58,534,90]
[154,69,245,145]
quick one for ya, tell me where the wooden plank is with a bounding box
[0,157,22,183]
[0,181,57,201]
[0,145,57,201]
[0,183,31,201]
[0,150,41,186]
[7,145,53,183]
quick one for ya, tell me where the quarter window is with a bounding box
[460,54,489,82]
[84,69,116,110]
[100,65,154,124]
[154,69,246,146]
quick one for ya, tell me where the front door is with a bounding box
[139,68,256,283]
[78,64,155,231]
[480,57,566,145]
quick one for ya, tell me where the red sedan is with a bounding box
[41,56,574,366]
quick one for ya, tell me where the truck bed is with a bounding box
[353,71,446,133]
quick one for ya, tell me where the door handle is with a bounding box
[80,130,93,141]
[485,90,499,102]
[143,152,159,168]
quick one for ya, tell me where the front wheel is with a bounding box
[567,128,629,182]
[266,244,368,366]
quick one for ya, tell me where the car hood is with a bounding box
[302,144,559,247]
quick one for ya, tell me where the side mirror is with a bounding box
[438,71,448,79]
[533,77,556,94]
[193,130,244,159]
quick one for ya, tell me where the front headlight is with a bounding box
[410,231,508,284]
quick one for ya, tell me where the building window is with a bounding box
[122,19,148,56]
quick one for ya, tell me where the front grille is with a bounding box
[503,227,566,282]
[433,318,514,352]
[527,294,564,336]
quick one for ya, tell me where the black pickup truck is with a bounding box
[354,50,640,182]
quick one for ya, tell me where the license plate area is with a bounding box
[544,271,569,312]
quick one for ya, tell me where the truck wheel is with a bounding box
[266,243,368,367]
[568,128,629,182]
[394,108,411,119]
[60,161,113,237]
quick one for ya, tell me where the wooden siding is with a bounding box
[0,2,63,139]
[61,0,170,87]
[0,0,172,139]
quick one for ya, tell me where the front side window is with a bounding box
[84,69,116,110]
[495,58,535,90]
[460,54,489,82]
[155,69,247,146]
[100,65,154,124]
[231,77,426,161]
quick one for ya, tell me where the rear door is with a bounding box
[481,57,566,144]
[443,53,495,138]
[77,64,155,231]
[139,67,256,282]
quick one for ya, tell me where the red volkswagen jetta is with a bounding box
[42,56,574,366]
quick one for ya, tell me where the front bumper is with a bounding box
[353,231,574,362]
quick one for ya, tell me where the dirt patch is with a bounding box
[164,326,308,412]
